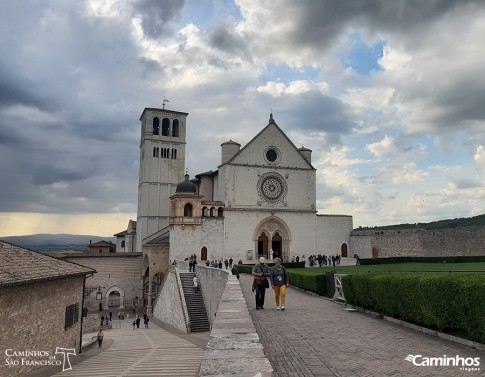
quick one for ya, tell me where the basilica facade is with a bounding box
[116,107,353,312]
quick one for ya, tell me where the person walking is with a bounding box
[97,328,104,347]
[136,316,141,329]
[143,314,149,328]
[270,257,289,310]
[193,275,200,293]
[252,257,269,310]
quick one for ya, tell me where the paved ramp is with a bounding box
[37,318,206,377]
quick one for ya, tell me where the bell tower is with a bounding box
[136,107,188,253]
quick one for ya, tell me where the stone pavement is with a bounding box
[26,317,207,377]
[239,274,485,377]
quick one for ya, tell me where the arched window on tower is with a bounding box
[171,149,177,159]
[172,119,179,137]
[210,207,215,217]
[202,207,208,217]
[184,203,193,217]
[162,118,170,136]
[218,207,224,217]
[153,117,160,135]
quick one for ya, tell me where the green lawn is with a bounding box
[290,262,485,275]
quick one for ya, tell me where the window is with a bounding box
[184,203,193,217]
[153,147,159,158]
[210,207,215,217]
[218,207,224,217]
[172,119,179,137]
[162,118,170,136]
[121,240,125,248]
[64,302,79,329]
[171,149,177,159]
[202,207,207,217]
[153,117,160,135]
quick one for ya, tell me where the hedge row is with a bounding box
[342,274,485,343]
[287,270,329,296]
[359,255,485,265]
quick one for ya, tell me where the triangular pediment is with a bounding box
[220,120,315,170]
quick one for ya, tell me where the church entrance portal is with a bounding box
[254,217,291,261]
[201,246,207,260]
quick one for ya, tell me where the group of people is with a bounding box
[252,257,289,310]
[307,254,341,267]
[132,313,150,329]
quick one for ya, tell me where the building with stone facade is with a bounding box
[0,241,94,376]
[115,107,354,314]
[88,240,116,254]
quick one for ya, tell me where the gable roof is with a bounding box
[0,240,95,288]
[219,115,315,170]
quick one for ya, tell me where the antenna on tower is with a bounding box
[162,97,170,109]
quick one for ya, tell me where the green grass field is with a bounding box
[290,262,485,275]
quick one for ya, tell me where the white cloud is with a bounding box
[366,135,396,158]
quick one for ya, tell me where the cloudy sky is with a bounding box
[1,0,485,236]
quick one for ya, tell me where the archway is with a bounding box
[341,243,348,257]
[201,246,208,260]
[106,285,125,309]
[253,216,292,261]
[108,291,121,308]
[257,233,269,258]
[272,232,282,259]
[372,247,379,258]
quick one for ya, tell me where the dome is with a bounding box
[176,174,197,193]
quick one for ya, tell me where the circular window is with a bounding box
[266,149,277,162]
[264,147,280,164]
[257,172,287,203]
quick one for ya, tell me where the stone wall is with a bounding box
[350,226,485,258]
[152,266,189,333]
[61,254,143,310]
[195,265,229,325]
[0,276,85,377]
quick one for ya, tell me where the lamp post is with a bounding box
[96,287,102,300]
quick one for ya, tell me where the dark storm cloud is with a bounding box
[277,91,355,143]
[132,0,185,38]
[281,0,474,49]
[208,23,252,62]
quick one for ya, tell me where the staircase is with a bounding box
[178,271,210,332]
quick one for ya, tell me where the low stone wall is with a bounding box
[195,265,229,325]
[199,275,273,376]
[152,266,189,333]
[350,225,485,258]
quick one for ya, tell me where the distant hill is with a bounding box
[356,214,485,231]
[0,234,116,252]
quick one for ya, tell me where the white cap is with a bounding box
[259,257,265,263]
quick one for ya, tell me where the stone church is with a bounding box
[115,107,353,312]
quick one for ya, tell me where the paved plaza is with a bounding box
[239,274,485,377]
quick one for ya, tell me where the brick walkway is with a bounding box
[239,274,485,377]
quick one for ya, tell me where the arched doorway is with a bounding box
[108,291,121,308]
[257,233,269,258]
[106,285,125,309]
[201,246,208,260]
[272,232,282,259]
[341,243,348,257]
[253,216,292,261]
